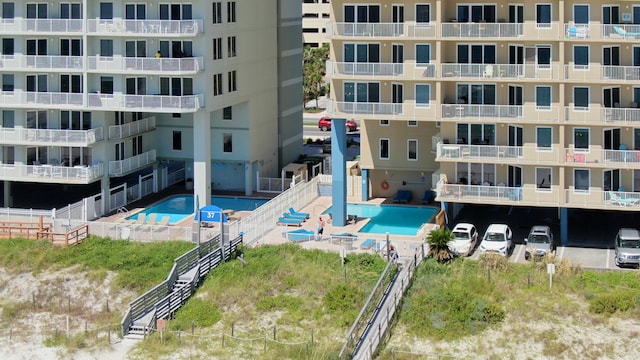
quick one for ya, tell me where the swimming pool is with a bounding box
[127,195,269,224]
[323,204,438,236]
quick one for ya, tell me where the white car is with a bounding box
[478,224,513,257]
[449,223,478,256]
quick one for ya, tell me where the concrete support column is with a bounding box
[101,177,110,215]
[331,118,347,227]
[560,207,568,246]
[245,162,253,196]
[361,168,369,202]
[193,111,212,208]
[3,181,12,207]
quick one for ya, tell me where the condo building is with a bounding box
[0,0,302,210]
[303,0,330,47]
[326,1,640,244]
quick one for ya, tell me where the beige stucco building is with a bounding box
[303,0,331,47]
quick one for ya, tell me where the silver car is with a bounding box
[614,228,640,268]
[524,225,556,260]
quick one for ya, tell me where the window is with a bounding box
[573,87,589,109]
[61,39,82,56]
[536,4,551,28]
[223,106,232,120]
[172,131,182,150]
[380,120,389,126]
[227,36,236,57]
[228,70,237,92]
[536,86,551,110]
[344,5,380,23]
[408,139,417,160]
[60,74,82,93]
[213,2,222,23]
[416,44,430,65]
[408,120,417,127]
[379,138,389,159]
[61,111,91,130]
[132,135,142,156]
[26,75,47,92]
[574,45,589,69]
[26,3,47,19]
[2,38,14,56]
[574,169,590,191]
[2,74,13,91]
[126,77,147,95]
[457,44,496,64]
[344,43,379,63]
[213,38,222,59]
[536,168,552,189]
[573,4,589,24]
[2,110,14,128]
[213,73,222,96]
[223,133,232,152]
[2,2,14,19]
[457,4,496,22]
[100,76,113,94]
[100,39,113,57]
[227,1,236,23]
[416,5,430,23]
[457,123,496,145]
[536,127,552,149]
[115,142,124,161]
[26,39,47,56]
[125,3,145,19]
[537,46,551,67]
[159,4,192,20]
[415,84,430,107]
[160,78,192,96]
[344,82,380,102]
[457,84,496,104]
[60,3,81,19]
[574,128,589,150]
[99,2,113,19]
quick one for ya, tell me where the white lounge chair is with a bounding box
[483,64,493,78]
[157,216,170,226]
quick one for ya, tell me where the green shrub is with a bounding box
[256,294,303,312]
[172,298,222,330]
[589,292,638,314]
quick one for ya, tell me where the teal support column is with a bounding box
[560,207,568,246]
[361,169,369,202]
[331,118,347,227]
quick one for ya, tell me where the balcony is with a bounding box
[0,55,83,72]
[435,180,561,207]
[326,61,435,78]
[564,64,640,82]
[564,106,640,125]
[440,104,561,123]
[565,189,640,211]
[565,148,640,169]
[327,22,436,38]
[87,93,202,113]
[87,56,203,75]
[109,116,156,140]
[86,19,202,36]
[0,127,103,146]
[109,150,156,177]
[326,100,437,120]
[0,91,83,109]
[441,63,560,80]
[436,143,561,165]
[0,18,83,34]
[0,162,104,184]
[442,22,523,38]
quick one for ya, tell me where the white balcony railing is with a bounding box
[109,116,156,140]
[564,106,640,125]
[0,18,83,33]
[565,189,640,210]
[566,64,640,82]
[87,93,202,113]
[442,63,560,80]
[0,55,83,71]
[86,19,202,35]
[327,22,436,38]
[109,149,156,177]
[565,148,640,168]
[0,162,104,183]
[436,143,561,164]
[326,61,435,78]
[435,180,561,207]
[0,91,83,109]
[87,56,203,74]
[326,100,437,120]
[440,104,561,123]
[0,127,103,145]
[441,22,523,38]
[601,66,640,81]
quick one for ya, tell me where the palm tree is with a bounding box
[426,227,455,263]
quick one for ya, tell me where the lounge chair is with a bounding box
[282,228,315,242]
[609,191,640,207]
[277,217,303,226]
[157,216,170,226]
[360,238,376,250]
[147,213,157,225]
[288,207,310,219]
[613,26,640,39]
[393,190,412,204]
[283,212,308,221]
[421,190,434,204]
[131,213,146,224]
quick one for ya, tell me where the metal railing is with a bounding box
[87,56,203,74]
[326,61,436,78]
[0,127,103,145]
[109,116,156,140]
[0,54,83,71]
[87,93,202,112]
[565,189,640,210]
[108,149,156,177]
[441,22,523,38]
[441,63,560,80]
[564,106,640,125]
[440,104,561,123]
[565,64,640,82]
[0,162,103,182]
[436,143,561,165]
[565,23,640,41]
[86,19,203,35]
[436,179,561,207]
[564,148,640,168]
[0,18,83,33]
[0,91,83,109]
[326,100,437,120]
[327,22,436,38]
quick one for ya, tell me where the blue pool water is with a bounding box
[323,204,438,235]
[127,195,269,224]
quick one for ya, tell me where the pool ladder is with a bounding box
[117,207,129,215]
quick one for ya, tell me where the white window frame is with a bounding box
[573,86,590,111]
[415,84,431,108]
[407,139,418,161]
[415,43,431,66]
[535,167,552,191]
[573,44,590,70]
[379,138,390,160]
[380,119,389,126]
[535,126,553,151]
[407,120,417,127]
[573,168,590,193]
[535,3,552,28]
[535,85,552,111]
[415,4,431,24]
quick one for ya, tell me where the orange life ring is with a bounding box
[381,181,389,190]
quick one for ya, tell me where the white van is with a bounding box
[478,224,513,257]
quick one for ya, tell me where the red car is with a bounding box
[318,117,358,132]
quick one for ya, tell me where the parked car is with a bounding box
[614,228,640,268]
[478,224,513,257]
[318,117,358,132]
[524,225,556,260]
[449,223,478,257]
